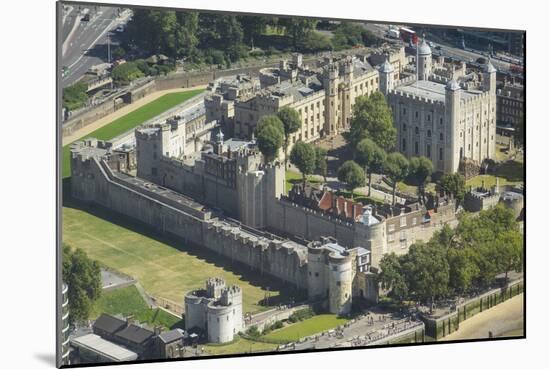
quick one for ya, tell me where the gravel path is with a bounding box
[441,293,524,341]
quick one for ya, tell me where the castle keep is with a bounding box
[381,40,497,172]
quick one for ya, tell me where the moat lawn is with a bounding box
[263,314,349,343]
[90,285,183,330]
[62,89,204,178]
[203,336,278,356]
[285,170,322,193]
[63,204,293,315]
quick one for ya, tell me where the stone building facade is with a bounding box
[381,40,497,173]
[184,278,244,343]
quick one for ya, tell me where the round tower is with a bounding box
[378,57,395,95]
[445,78,462,173]
[327,252,353,315]
[307,245,326,301]
[206,302,234,343]
[184,290,209,331]
[417,39,432,81]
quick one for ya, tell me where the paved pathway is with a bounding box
[441,293,524,341]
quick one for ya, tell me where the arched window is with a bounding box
[415,142,419,155]
[427,144,431,158]
[402,124,407,131]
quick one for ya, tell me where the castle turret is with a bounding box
[307,246,326,301]
[445,78,462,172]
[327,252,353,315]
[378,57,395,95]
[483,59,497,94]
[417,39,432,81]
[323,62,340,136]
[206,277,226,299]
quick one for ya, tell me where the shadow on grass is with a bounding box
[62,179,305,309]
[495,160,524,182]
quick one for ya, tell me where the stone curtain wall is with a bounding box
[71,157,308,290]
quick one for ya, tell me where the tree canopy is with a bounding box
[314,147,328,182]
[408,156,433,201]
[438,172,466,204]
[347,91,396,151]
[290,142,317,188]
[277,107,302,164]
[355,138,386,197]
[337,160,365,199]
[62,245,102,323]
[384,152,409,204]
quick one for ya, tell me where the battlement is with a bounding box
[387,88,445,106]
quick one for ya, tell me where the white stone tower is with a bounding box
[445,78,462,173]
[378,57,395,95]
[417,39,432,81]
[483,59,497,94]
[327,252,353,315]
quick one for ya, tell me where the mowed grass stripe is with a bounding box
[62,89,204,178]
[62,206,280,314]
[264,314,349,342]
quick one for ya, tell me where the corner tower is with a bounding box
[378,57,395,95]
[445,78,462,172]
[417,39,432,81]
[323,62,340,136]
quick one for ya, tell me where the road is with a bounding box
[362,23,520,73]
[61,6,130,88]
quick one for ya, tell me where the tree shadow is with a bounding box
[62,187,304,308]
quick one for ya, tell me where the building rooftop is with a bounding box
[157,329,185,344]
[115,324,154,345]
[70,334,138,362]
[395,79,482,102]
[93,314,127,335]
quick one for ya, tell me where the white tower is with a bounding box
[483,59,497,94]
[417,39,432,81]
[378,57,395,95]
[445,78,462,172]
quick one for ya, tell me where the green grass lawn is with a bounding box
[63,205,293,315]
[203,336,278,356]
[62,89,204,178]
[285,170,322,193]
[466,160,524,189]
[90,285,182,330]
[263,314,349,343]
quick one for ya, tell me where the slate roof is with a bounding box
[158,329,185,344]
[93,314,127,335]
[115,324,155,345]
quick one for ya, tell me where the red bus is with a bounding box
[400,27,418,44]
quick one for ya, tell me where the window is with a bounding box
[415,141,419,155]
[400,217,407,227]
[403,124,407,131]
[388,224,395,232]
[403,108,407,115]
[428,114,431,121]
[415,127,419,135]
[427,144,431,158]
[402,138,407,151]
[336,281,341,286]
[440,133,444,141]
[415,111,419,118]
[412,217,417,226]
[440,117,443,125]
[439,147,443,160]
[427,129,431,138]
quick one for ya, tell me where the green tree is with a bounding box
[494,230,523,282]
[111,62,145,85]
[347,91,396,151]
[175,11,199,58]
[383,152,409,205]
[256,116,284,163]
[62,245,102,323]
[438,172,466,205]
[62,82,88,111]
[378,253,408,302]
[408,156,433,202]
[314,147,328,182]
[401,242,449,307]
[447,247,479,294]
[337,160,365,199]
[277,107,302,167]
[278,18,317,49]
[290,142,317,188]
[237,15,268,48]
[355,138,386,197]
